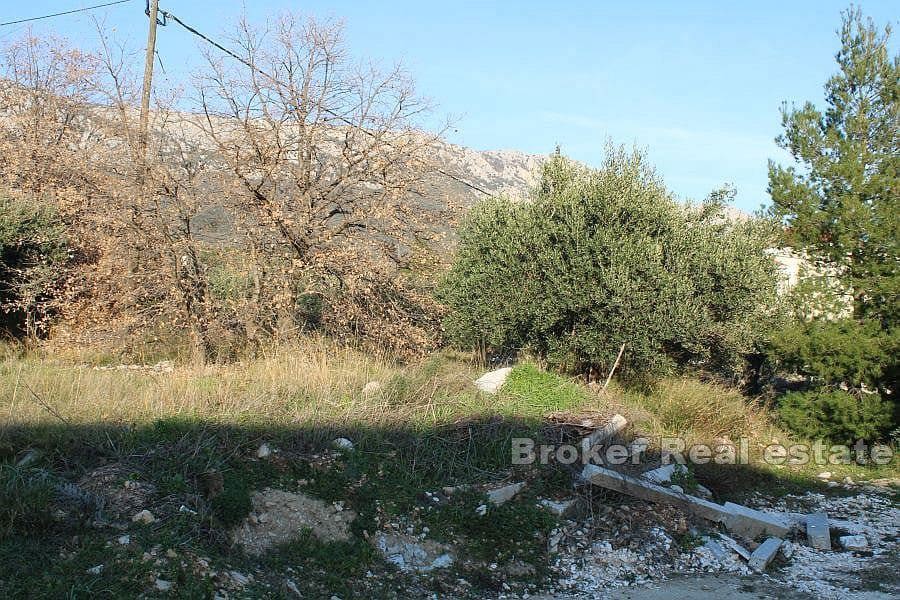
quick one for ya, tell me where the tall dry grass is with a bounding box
[1,339,786,453]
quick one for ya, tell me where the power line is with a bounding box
[0,0,134,27]
[157,6,494,197]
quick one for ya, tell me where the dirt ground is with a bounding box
[593,572,894,600]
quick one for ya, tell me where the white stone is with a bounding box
[332,437,354,451]
[538,498,576,517]
[431,553,453,569]
[838,535,868,550]
[132,509,155,524]
[780,540,795,559]
[486,482,525,506]
[475,504,488,516]
[86,564,104,575]
[583,414,628,449]
[474,367,512,393]
[699,537,728,561]
[229,571,250,586]
[817,471,833,479]
[154,579,173,591]
[670,485,684,494]
[257,443,272,458]
[117,535,130,545]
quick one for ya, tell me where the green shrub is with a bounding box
[777,389,895,444]
[0,195,68,336]
[767,319,889,388]
[439,149,781,382]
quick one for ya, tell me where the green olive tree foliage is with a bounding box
[439,149,782,382]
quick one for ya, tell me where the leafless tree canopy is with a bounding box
[0,14,446,361]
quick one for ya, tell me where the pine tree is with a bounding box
[768,7,899,325]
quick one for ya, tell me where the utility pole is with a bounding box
[139,0,160,158]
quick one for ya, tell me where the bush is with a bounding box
[438,149,782,382]
[0,195,68,336]
[767,319,889,388]
[777,389,895,444]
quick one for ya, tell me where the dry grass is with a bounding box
[2,339,470,431]
[2,338,784,453]
[615,378,780,445]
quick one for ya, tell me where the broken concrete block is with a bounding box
[722,502,792,539]
[699,537,729,561]
[719,533,751,561]
[538,498,576,517]
[838,535,868,550]
[486,482,525,506]
[474,367,512,394]
[581,464,728,523]
[805,511,831,550]
[641,463,683,484]
[583,465,795,539]
[748,537,782,571]
[583,414,628,448]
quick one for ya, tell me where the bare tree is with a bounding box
[91,30,221,363]
[193,14,446,351]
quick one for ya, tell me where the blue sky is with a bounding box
[2,1,897,212]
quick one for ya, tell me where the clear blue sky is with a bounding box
[2,1,897,211]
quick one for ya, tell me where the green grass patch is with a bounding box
[501,364,591,415]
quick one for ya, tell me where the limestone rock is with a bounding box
[474,367,512,393]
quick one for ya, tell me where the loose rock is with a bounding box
[474,367,512,393]
[132,509,155,524]
[838,534,868,550]
[487,481,525,505]
[332,437,354,451]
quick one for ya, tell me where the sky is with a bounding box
[1,1,897,212]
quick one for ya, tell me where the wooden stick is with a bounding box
[603,343,626,390]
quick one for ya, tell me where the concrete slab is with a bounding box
[581,464,728,523]
[748,537,782,571]
[805,511,831,550]
[722,502,793,538]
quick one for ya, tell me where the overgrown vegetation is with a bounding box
[440,148,781,383]
[0,195,68,337]
[0,19,446,362]
[1,342,876,597]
